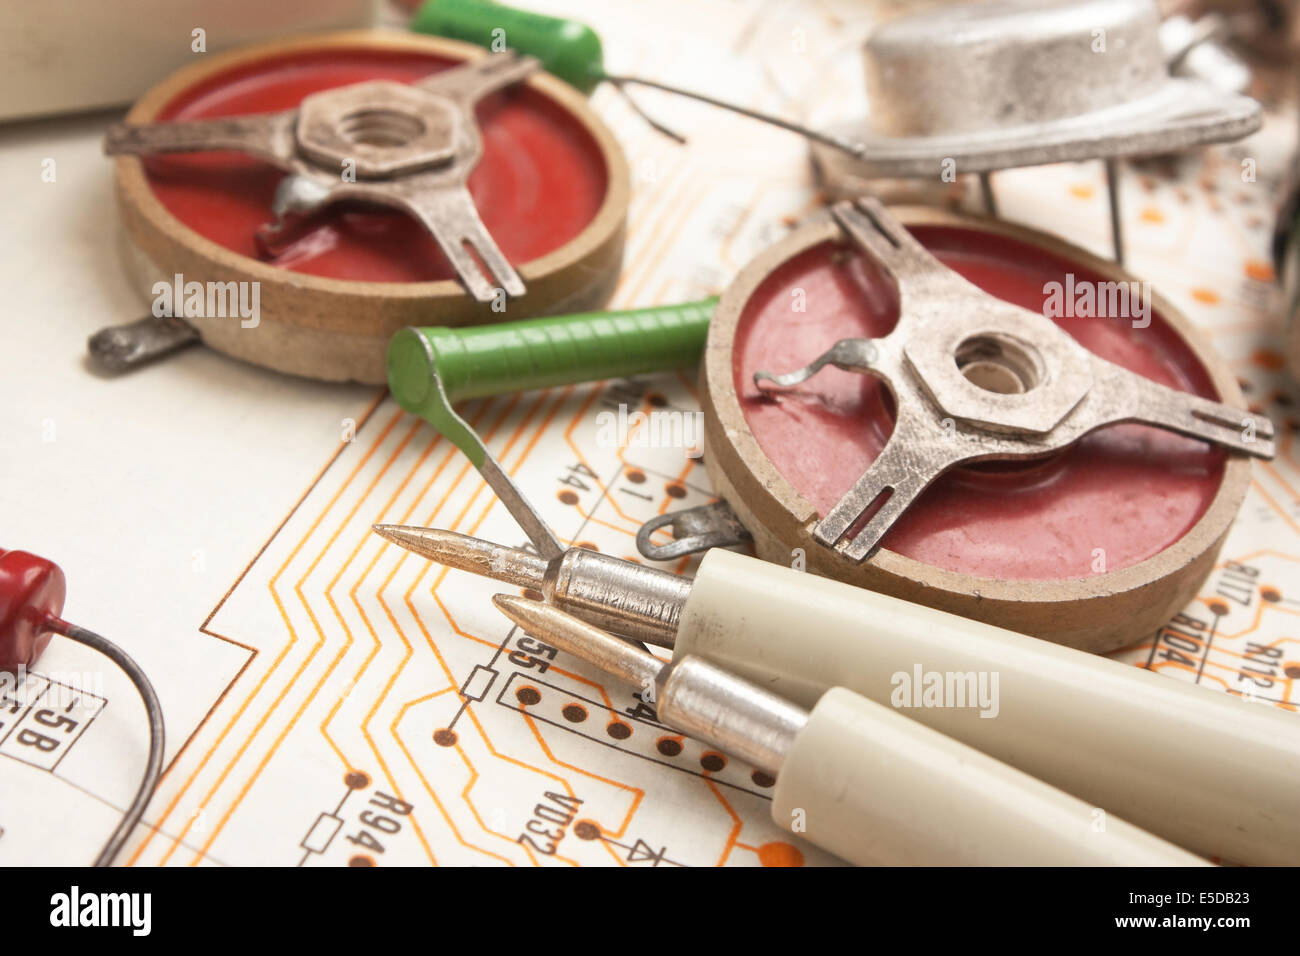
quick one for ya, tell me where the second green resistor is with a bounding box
[411,0,607,93]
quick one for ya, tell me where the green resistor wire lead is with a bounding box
[411,0,870,158]
[387,299,715,559]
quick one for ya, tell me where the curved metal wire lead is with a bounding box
[753,338,879,390]
[50,620,165,867]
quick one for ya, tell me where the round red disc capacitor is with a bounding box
[702,207,1250,652]
[112,32,630,383]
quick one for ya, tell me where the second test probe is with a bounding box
[490,595,1202,867]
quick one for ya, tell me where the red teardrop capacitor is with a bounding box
[0,549,65,671]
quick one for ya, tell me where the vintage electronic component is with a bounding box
[751,199,1272,560]
[95,31,630,383]
[382,194,1270,653]
[0,549,164,867]
[490,594,1206,866]
[386,299,714,553]
[672,201,1272,652]
[810,0,1263,262]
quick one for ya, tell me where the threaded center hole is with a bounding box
[955,334,1040,394]
[340,108,426,148]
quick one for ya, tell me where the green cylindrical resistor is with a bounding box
[387,299,715,464]
[411,0,607,93]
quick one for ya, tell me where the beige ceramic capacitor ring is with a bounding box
[700,204,1263,652]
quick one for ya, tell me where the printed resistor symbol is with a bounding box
[297,772,370,865]
[460,665,498,703]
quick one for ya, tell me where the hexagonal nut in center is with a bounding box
[295,80,459,179]
[902,307,1094,435]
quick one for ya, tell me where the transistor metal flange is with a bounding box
[810,0,1263,261]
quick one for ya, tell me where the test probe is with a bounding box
[0,549,164,866]
[372,197,1294,866]
[490,594,1203,867]
[373,525,1300,866]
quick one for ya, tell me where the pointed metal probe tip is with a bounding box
[491,595,664,693]
[371,525,548,589]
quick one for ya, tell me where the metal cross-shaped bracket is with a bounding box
[104,52,540,303]
[755,198,1275,563]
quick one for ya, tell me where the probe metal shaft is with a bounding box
[493,595,805,777]
[492,594,661,691]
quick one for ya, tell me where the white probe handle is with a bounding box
[774,688,1206,866]
[681,549,1300,865]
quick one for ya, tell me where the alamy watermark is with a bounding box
[595,403,704,454]
[890,665,1000,718]
[152,273,260,328]
[1042,273,1150,329]
[0,666,105,710]
[50,886,150,936]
